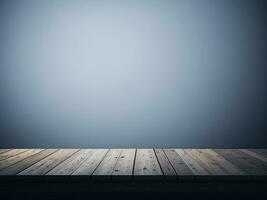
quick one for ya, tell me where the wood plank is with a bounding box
[175,149,210,175]
[0,149,29,161]
[47,150,95,175]
[0,149,11,154]
[196,149,245,175]
[164,149,193,176]
[0,149,57,175]
[189,149,244,175]
[134,149,163,178]
[0,149,43,171]
[19,149,78,175]
[0,149,266,178]
[250,149,267,157]
[185,149,226,175]
[73,149,108,175]
[154,149,176,179]
[242,149,267,163]
[93,149,122,178]
[112,149,135,178]
[215,149,267,175]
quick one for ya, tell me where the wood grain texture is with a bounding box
[134,149,163,178]
[112,149,135,177]
[194,149,244,175]
[19,149,78,175]
[215,149,267,175]
[0,149,29,161]
[164,149,193,176]
[186,149,227,175]
[93,149,122,178]
[0,149,43,171]
[154,149,176,179]
[0,149,266,179]
[0,149,57,175]
[47,150,94,175]
[175,149,210,175]
[73,149,108,175]
[241,149,267,163]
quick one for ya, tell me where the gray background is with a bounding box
[0,0,266,148]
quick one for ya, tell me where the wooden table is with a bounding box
[0,149,267,180]
[1,148,267,199]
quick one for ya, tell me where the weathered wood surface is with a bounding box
[155,149,176,179]
[0,149,267,180]
[134,149,163,179]
[112,149,135,178]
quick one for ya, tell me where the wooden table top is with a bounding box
[0,149,267,180]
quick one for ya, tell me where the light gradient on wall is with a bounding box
[0,0,267,147]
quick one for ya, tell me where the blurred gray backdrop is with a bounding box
[0,0,266,147]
